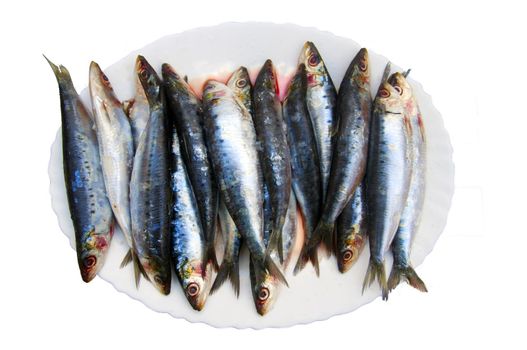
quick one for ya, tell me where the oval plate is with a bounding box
[49,22,454,329]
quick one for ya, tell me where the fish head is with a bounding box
[349,48,370,91]
[299,41,328,87]
[256,59,279,94]
[227,66,252,104]
[337,229,366,273]
[77,227,112,282]
[375,81,402,111]
[161,63,199,103]
[179,259,212,311]
[285,64,307,99]
[202,80,229,102]
[136,55,162,104]
[252,271,280,316]
[141,257,171,295]
[388,72,417,114]
[89,61,121,108]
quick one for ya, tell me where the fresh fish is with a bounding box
[202,80,288,287]
[127,62,150,149]
[130,56,171,294]
[308,48,371,254]
[46,57,114,283]
[363,81,412,300]
[336,182,367,273]
[210,199,242,296]
[282,64,322,275]
[387,72,427,293]
[250,192,297,315]
[299,41,337,201]
[88,62,135,271]
[227,66,253,115]
[252,59,292,262]
[170,110,211,311]
[163,63,219,271]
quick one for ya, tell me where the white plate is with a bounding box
[49,22,454,329]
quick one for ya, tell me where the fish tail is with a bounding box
[210,260,240,297]
[362,258,389,301]
[120,249,147,287]
[43,55,72,83]
[307,220,335,254]
[264,257,289,287]
[293,246,320,276]
[265,226,284,264]
[388,265,428,293]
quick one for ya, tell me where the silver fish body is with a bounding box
[252,60,292,262]
[89,62,134,251]
[363,81,412,300]
[282,64,322,275]
[387,73,428,293]
[170,114,211,311]
[202,80,287,286]
[163,63,218,271]
[299,42,337,201]
[130,56,171,294]
[46,57,113,283]
[308,48,371,254]
[336,181,367,273]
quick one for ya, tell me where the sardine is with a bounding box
[308,48,371,254]
[282,64,322,275]
[130,56,171,294]
[387,72,427,293]
[252,59,292,262]
[336,182,367,273]
[298,42,337,201]
[46,57,114,282]
[210,199,242,296]
[363,81,412,300]
[227,66,253,115]
[170,107,211,310]
[163,63,219,271]
[250,191,297,315]
[89,62,134,269]
[202,80,288,287]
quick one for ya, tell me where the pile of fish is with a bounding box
[46,41,428,316]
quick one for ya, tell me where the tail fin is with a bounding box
[293,246,320,276]
[120,249,148,287]
[306,221,335,256]
[362,258,389,301]
[388,265,428,293]
[263,257,288,287]
[265,227,284,264]
[209,260,240,297]
[205,243,219,272]
[44,55,74,89]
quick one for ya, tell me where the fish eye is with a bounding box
[83,255,97,268]
[379,88,390,98]
[236,78,247,88]
[258,287,270,301]
[308,53,320,67]
[187,282,199,297]
[139,68,148,79]
[359,61,368,72]
[342,249,354,262]
[101,74,111,86]
[394,85,403,95]
[154,275,164,286]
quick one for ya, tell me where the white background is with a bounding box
[0,0,523,348]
